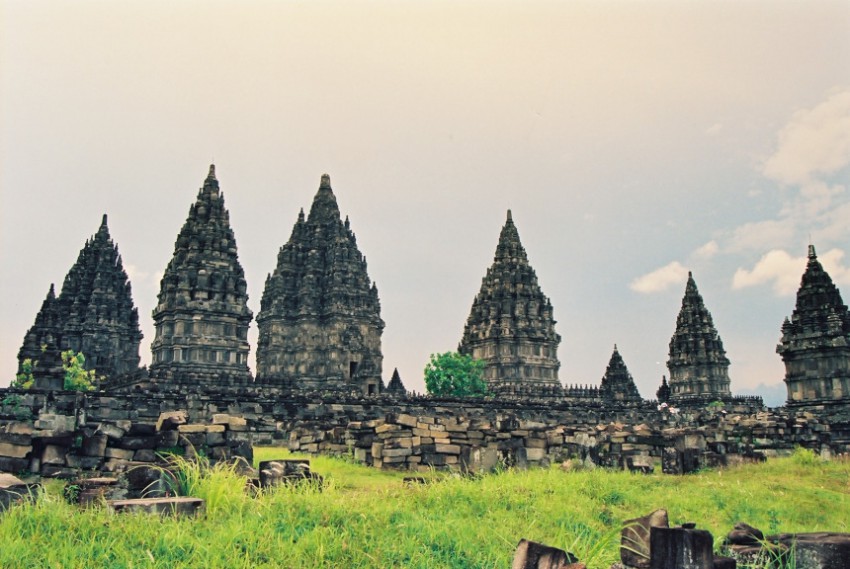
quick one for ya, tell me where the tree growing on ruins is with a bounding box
[11,350,98,392]
[424,352,488,397]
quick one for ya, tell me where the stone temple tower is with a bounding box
[18,215,142,381]
[599,345,642,403]
[667,272,731,401]
[777,245,850,405]
[149,165,253,385]
[17,284,66,388]
[459,210,561,396]
[256,174,384,395]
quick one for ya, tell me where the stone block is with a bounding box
[105,447,135,461]
[525,448,546,461]
[228,417,248,431]
[156,411,187,432]
[42,444,67,465]
[371,443,384,459]
[650,526,713,569]
[0,442,32,459]
[621,509,669,568]
[5,422,34,436]
[512,539,579,569]
[435,444,461,455]
[82,435,108,457]
[382,448,413,458]
[395,414,418,428]
[108,497,205,517]
[177,424,207,434]
[97,423,127,441]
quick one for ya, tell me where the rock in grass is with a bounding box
[621,509,669,568]
[512,538,579,569]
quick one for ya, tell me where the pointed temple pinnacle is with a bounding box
[207,164,216,181]
[506,209,513,222]
[320,173,331,189]
[101,213,108,228]
[808,244,817,259]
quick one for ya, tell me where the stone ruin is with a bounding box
[6,166,850,491]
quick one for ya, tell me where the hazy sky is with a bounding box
[2,1,849,405]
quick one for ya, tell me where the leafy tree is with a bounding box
[12,359,35,389]
[423,352,489,397]
[61,351,98,391]
[10,351,98,391]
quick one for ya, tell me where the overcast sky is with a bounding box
[2,1,849,405]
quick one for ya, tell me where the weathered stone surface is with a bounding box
[0,442,31,459]
[725,522,764,546]
[621,509,669,568]
[149,165,253,385]
[778,245,850,406]
[650,526,714,569]
[18,214,143,382]
[0,473,39,511]
[600,345,642,403]
[156,411,187,431]
[256,174,384,396]
[512,539,578,569]
[458,210,562,397]
[108,497,205,517]
[667,273,731,401]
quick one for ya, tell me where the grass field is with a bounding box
[0,448,847,568]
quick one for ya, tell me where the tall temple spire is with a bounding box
[778,245,850,404]
[149,165,253,385]
[256,174,384,395]
[18,284,64,381]
[599,344,642,403]
[666,272,731,401]
[459,210,561,397]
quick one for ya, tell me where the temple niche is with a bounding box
[777,245,850,405]
[17,215,142,382]
[599,345,642,403]
[458,210,562,397]
[667,272,732,402]
[149,165,253,385]
[256,174,384,395]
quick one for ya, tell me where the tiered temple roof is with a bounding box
[385,368,407,396]
[667,272,731,401]
[18,215,142,381]
[459,210,561,396]
[777,245,850,404]
[256,174,384,395]
[17,284,65,387]
[599,345,642,403]
[149,165,253,384]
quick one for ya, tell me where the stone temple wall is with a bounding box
[1,386,848,476]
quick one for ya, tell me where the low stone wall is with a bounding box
[286,409,850,472]
[1,386,848,475]
[0,410,252,478]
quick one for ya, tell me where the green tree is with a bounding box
[10,351,98,391]
[12,359,35,389]
[423,352,489,397]
[61,351,97,391]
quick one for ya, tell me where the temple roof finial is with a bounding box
[101,213,108,228]
[506,209,513,222]
[808,243,817,259]
[207,164,216,181]
[320,173,331,189]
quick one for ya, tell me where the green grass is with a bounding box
[0,448,846,568]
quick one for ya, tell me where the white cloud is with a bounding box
[630,261,689,294]
[732,247,850,296]
[762,89,850,187]
[692,240,719,260]
[725,219,796,253]
[732,249,805,296]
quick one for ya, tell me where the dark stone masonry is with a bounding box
[458,210,562,397]
[6,167,850,481]
[148,165,253,386]
[256,174,384,395]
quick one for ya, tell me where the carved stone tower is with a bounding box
[18,215,142,382]
[57,215,142,378]
[17,284,66,388]
[458,210,561,396]
[599,345,642,403]
[256,174,384,395]
[777,245,850,405]
[667,272,731,401]
[385,368,407,396]
[149,165,253,384]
